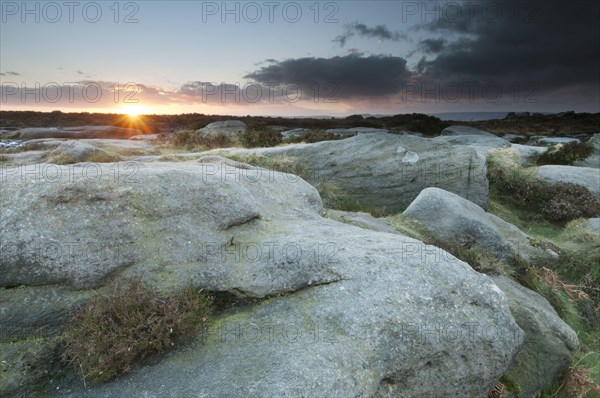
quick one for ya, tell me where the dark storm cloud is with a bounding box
[419,39,445,54]
[333,22,405,47]
[417,0,600,99]
[244,54,411,99]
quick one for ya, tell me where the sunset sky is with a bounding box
[1,0,599,116]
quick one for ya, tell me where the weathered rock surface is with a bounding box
[441,125,498,137]
[511,144,548,166]
[281,128,311,139]
[574,133,600,168]
[536,137,580,146]
[537,165,600,197]
[324,209,399,234]
[325,127,389,136]
[403,187,556,263]
[197,120,247,137]
[491,276,579,397]
[1,159,524,397]
[212,133,489,213]
[16,126,144,140]
[585,217,600,233]
[432,133,510,151]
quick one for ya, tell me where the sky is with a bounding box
[1,0,599,116]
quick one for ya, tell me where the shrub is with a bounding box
[488,149,600,223]
[160,130,238,150]
[541,183,600,222]
[239,128,282,148]
[537,141,594,165]
[283,130,350,144]
[64,279,212,385]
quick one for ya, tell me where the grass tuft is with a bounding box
[63,278,212,385]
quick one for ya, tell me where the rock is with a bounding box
[436,126,510,159]
[281,128,311,139]
[324,209,399,234]
[432,133,510,150]
[537,165,600,197]
[502,134,528,143]
[491,276,579,397]
[403,187,556,264]
[511,144,548,166]
[56,265,523,398]
[441,125,498,137]
[16,126,144,140]
[536,137,580,146]
[574,133,600,168]
[129,134,160,141]
[212,133,490,213]
[0,286,91,397]
[0,140,24,149]
[2,159,524,397]
[197,120,246,137]
[325,127,389,136]
[44,141,121,164]
[80,139,153,156]
[585,218,600,233]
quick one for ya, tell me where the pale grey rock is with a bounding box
[538,165,600,197]
[324,209,399,234]
[491,276,579,397]
[511,144,548,166]
[3,160,524,398]
[326,127,389,136]
[403,187,556,263]
[432,134,510,150]
[441,125,498,137]
[537,137,580,145]
[585,218,600,233]
[281,128,311,139]
[211,133,490,213]
[16,126,144,140]
[197,120,247,137]
[574,133,600,168]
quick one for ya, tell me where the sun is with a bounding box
[121,105,148,119]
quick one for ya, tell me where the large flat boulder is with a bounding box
[537,165,600,197]
[197,120,247,137]
[213,133,489,213]
[441,125,498,137]
[1,158,523,397]
[491,276,579,397]
[16,126,144,140]
[403,187,556,264]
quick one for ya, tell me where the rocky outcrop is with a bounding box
[403,187,557,264]
[325,127,389,135]
[197,120,247,137]
[491,276,579,397]
[574,133,600,168]
[16,126,144,140]
[537,165,600,197]
[1,158,523,397]
[441,125,498,137]
[511,144,548,166]
[213,133,490,213]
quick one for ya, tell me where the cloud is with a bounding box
[0,71,20,76]
[415,0,600,101]
[419,39,445,54]
[244,54,411,99]
[333,22,405,47]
